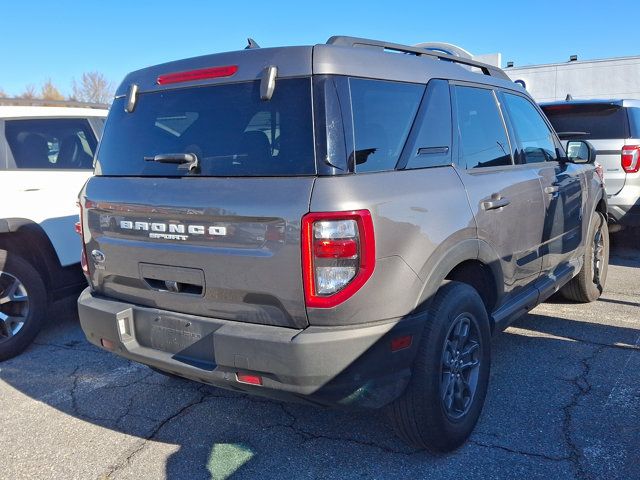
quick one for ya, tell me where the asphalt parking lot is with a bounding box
[1,234,638,480]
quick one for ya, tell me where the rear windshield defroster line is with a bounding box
[95,79,316,177]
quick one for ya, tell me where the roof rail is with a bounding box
[0,98,109,109]
[326,36,510,81]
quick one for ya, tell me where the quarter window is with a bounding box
[502,93,558,163]
[350,79,424,173]
[454,86,512,169]
[404,79,452,170]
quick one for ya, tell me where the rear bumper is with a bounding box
[608,184,640,226]
[77,288,425,408]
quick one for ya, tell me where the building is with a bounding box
[504,55,640,102]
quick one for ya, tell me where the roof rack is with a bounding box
[0,98,109,109]
[326,36,510,81]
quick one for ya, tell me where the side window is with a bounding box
[502,93,558,163]
[454,86,512,169]
[5,118,98,170]
[404,79,452,170]
[628,107,640,138]
[350,78,424,173]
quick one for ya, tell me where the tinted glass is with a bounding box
[503,93,557,163]
[455,86,511,169]
[350,78,424,173]
[627,107,640,138]
[5,118,97,169]
[404,79,452,170]
[541,104,629,140]
[96,79,315,177]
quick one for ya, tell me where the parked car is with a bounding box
[540,99,640,228]
[0,101,108,360]
[76,36,608,451]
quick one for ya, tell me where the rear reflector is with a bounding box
[621,145,640,173]
[157,65,238,85]
[391,335,413,352]
[100,338,115,350]
[236,373,262,385]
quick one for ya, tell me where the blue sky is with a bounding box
[2,0,638,97]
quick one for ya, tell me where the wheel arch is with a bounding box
[0,218,63,302]
[415,239,503,329]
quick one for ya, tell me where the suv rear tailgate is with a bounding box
[82,176,313,329]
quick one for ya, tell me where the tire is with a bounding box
[0,250,47,361]
[560,212,609,303]
[388,281,491,452]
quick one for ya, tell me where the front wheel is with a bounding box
[387,281,491,451]
[0,250,47,361]
[560,211,609,303]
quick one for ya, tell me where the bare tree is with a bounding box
[41,79,65,101]
[71,71,114,104]
[20,84,38,99]
[0,87,6,98]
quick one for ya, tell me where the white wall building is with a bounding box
[504,55,640,102]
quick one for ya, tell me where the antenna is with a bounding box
[245,38,260,49]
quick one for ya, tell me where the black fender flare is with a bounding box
[414,238,503,315]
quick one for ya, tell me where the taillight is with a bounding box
[301,210,375,308]
[156,65,238,85]
[77,200,89,275]
[622,145,640,173]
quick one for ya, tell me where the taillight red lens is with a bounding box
[78,199,89,275]
[621,145,640,173]
[301,210,375,308]
[156,65,238,85]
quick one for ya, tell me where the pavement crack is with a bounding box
[98,385,211,479]
[469,440,571,462]
[561,344,607,480]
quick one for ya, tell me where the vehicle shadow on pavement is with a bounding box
[2,290,639,479]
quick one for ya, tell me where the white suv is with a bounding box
[0,101,107,360]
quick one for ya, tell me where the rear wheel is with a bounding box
[0,250,47,361]
[388,281,491,451]
[560,212,609,303]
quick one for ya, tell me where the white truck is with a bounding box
[0,102,107,360]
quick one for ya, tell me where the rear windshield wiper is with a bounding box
[556,131,590,139]
[144,153,199,172]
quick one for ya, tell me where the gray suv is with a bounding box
[77,36,608,451]
[541,99,640,228]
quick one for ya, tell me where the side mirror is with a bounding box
[566,140,596,164]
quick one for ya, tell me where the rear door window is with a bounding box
[96,78,315,177]
[502,93,558,163]
[5,118,97,169]
[454,86,512,169]
[349,79,424,173]
[541,104,629,140]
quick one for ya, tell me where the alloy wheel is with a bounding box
[0,271,30,341]
[440,313,482,420]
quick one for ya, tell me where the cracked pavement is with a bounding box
[1,233,638,480]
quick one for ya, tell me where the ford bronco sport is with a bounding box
[77,37,608,451]
[0,101,107,360]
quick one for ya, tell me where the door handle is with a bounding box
[481,195,510,211]
[544,185,560,194]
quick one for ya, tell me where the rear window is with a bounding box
[96,78,315,177]
[541,104,630,140]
